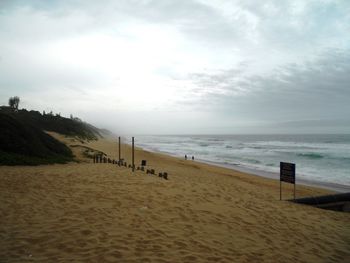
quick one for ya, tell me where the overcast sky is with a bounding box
[0,0,349,134]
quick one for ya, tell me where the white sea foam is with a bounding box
[136,134,350,187]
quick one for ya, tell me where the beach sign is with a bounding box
[280,162,295,184]
[280,162,296,200]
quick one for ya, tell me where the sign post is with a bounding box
[132,137,135,172]
[118,136,121,162]
[280,162,296,200]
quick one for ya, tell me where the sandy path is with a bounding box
[0,136,349,262]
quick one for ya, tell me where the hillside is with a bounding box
[0,107,102,140]
[0,113,74,165]
[0,107,106,165]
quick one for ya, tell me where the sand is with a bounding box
[0,134,349,262]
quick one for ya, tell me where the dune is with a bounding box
[0,134,349,262]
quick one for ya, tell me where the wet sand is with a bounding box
[198,159,350,193]
[0,135,349,262]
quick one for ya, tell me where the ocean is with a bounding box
[136,134,350,189]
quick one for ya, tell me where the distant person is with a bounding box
[185,155,187,160]
[192,156,194,161]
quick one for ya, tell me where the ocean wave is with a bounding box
[223,161,240,166]
[297,153,324,159]
[243,159,261,164]
[251,146,263,149]
[136,134,350,186]
[208,138,224,142]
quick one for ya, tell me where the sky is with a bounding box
[0,0,349,134]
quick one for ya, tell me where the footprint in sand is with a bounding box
[207,256,222,261]
[81,229,92,236]
[182,255,198,261]
[173,240,187,249]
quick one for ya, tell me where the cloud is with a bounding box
[0,0,349,134]
[188,49,350,127]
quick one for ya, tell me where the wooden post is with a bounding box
[118,136,121,162]
[132,137,135,172]
[280,180,282,201]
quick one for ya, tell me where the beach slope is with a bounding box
[0,136,349,262]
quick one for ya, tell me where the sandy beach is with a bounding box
[1,135,349,262]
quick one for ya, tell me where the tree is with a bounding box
[8,96,20,111]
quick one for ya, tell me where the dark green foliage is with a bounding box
[0,113,74,165]
[0,106,106,165]
[70,145,106,158]
[6,109,101,140]
[0,150,72,166]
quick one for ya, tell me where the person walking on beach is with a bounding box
[185,155,187,160]
[192,156,194,161]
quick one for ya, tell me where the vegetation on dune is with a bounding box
[0,113,74,165]
[11,109,101,141]
[70,145,107,159]
[8,96,20,111]
[0,96,107,165]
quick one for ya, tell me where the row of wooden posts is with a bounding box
[92,136,168,180]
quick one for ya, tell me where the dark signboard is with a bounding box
[280,162,295,184]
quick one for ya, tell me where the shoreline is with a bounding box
[198,159,350,193]
[2,135,349,262]
[138,144,350,193]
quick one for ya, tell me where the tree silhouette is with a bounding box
[8,96,20,111]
